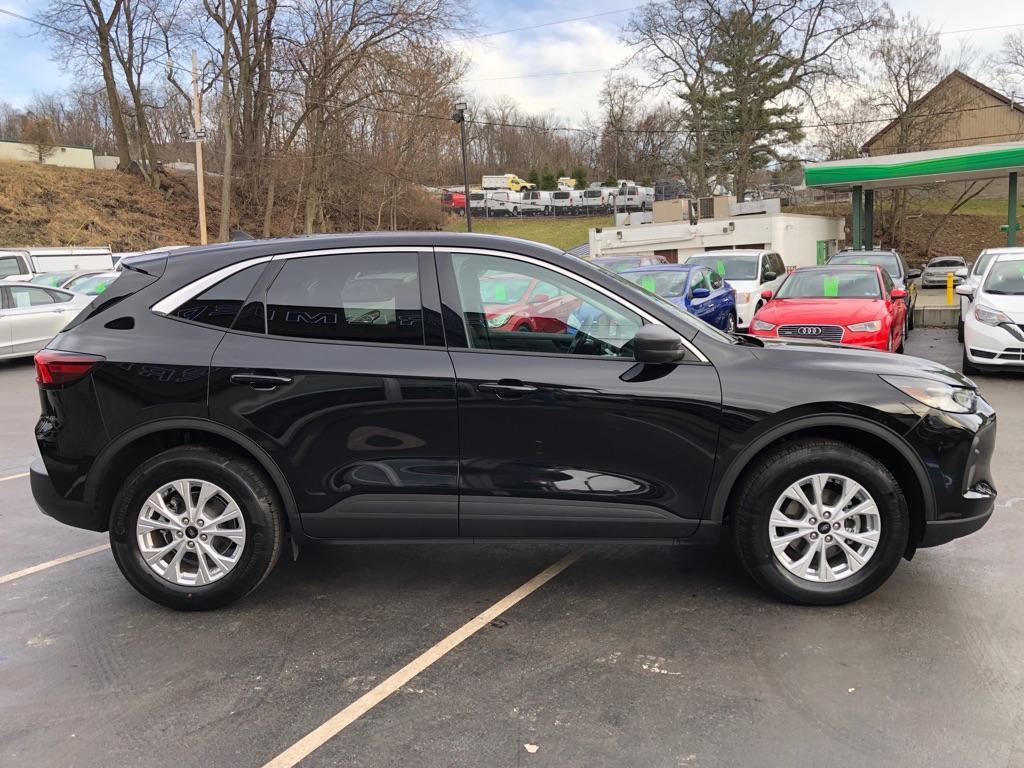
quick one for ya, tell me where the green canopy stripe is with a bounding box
[805,145,1024,187]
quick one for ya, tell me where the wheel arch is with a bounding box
[84,418,301,536]
[709,415,934,550]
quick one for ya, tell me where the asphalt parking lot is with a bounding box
[2,329,1023,768]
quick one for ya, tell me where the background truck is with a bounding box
[0,247,114,281]
[481,174,536,191]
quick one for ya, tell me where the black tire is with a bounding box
[962,349,982,376]
[907,302,915,330]
[725,312,737,333]
[515,323,531,332]
[957,317,964,343]
[109,446,284,610]
[732,439,909,605]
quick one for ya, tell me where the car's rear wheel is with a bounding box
[109,446,283,610]
[725,312,737,333]
[732,439,909,605]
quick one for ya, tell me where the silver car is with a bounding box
[1,283,92,360]
[921,256,967,288]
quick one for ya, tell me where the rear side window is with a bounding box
[45,289,73,303]
[9,285,55,307]
[265,253,423,345]
[173,263,266,329]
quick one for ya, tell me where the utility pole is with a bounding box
[191,49,208,245]
[452,101,472,232]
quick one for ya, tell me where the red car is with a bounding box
[748,264,908,352]
[480,273,581,332]
[442,189,466,215]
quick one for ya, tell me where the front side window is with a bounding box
[689,269,712,295]
[0,256,25,278]
[709,270,724,290]
[173,263,266,329]
[9,285,56,307]
[266,253,423,345]
[452,253,642,358]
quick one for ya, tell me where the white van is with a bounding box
[520,190,554,215]
[579,188,609,214]
[484,190,522,217]
[0,247,114,281]
[550,190,583,215]
[609,184,655,212]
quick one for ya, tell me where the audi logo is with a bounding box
[797,327,823,336]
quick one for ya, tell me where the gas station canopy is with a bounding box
[804,141,1024,191]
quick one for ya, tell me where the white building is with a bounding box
[588,212,846,269]
[0,140,95,169]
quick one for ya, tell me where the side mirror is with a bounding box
[907,268,922,279]
[955,267,969,278]
[762,271,777,283]
[761,289,773,300]
[633,325,686,364]
[529,293,550,304]
[955,284,974,297]
[691,287,711,299]
[890,288,907,300]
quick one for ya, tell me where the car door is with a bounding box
[436,247,722,539]
[687,268,717,324]
[4,284,75,353]
[207,248,459,539]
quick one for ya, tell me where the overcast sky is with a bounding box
[1,0,1022,119]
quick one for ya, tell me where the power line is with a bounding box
[449,5,652,42]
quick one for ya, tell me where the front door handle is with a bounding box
[478,380,538,396]
[230,373,293,390]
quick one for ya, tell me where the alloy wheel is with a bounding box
[768,473,881,583]
[135,479,246,587]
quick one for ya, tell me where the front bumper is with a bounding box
[964,321,1024,366]
[30,458,106,532]
[922,274,963,287]
[905,398,997,548]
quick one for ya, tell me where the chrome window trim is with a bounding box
[149,247,422,316]
[448,247,709,363]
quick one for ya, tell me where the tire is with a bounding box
[957,317,964,343]
[962,349,982,376]
[732,438,909,605]
[511,206,519,217]
[109,446,284,610]
[515,323,531,332]
[725,312,737,333]
[907,302,916,331]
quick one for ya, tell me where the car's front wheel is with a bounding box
[109,446,283,610]
[732,438,909,605]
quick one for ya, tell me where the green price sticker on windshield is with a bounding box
[641,275,657,292]
[716,259,726,276]
[493,283,507,301]
[95,283,107,293]
[823,277,840,297]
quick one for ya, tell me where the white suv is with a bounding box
[959,250,1024,374]
[685,250,786,330]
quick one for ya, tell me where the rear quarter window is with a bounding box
[172,263,267,329]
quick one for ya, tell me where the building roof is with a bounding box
[804,141,1024,191]
[861,70,1024,153]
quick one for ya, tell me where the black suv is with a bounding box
[31,234,996,610]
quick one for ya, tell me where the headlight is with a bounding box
[973,304,1013,326]
[487,313,513,328]
[847,320,881,332]
[752,319,775,331]
[881,375,977,414]
[736,292,752,304]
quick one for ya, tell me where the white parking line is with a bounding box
[261,549,583,768]
[0,471,29,483]
[0,544,110,585]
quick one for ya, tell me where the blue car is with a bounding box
[621,264,737,332]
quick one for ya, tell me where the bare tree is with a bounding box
[20,115,59,163]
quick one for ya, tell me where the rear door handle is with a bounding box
[478,380,538,396]
[230,373,293,390]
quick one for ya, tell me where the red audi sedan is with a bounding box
[748,264,908,352]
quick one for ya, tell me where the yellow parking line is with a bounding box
[0,472,29,483]
[261,549,583,768]
[0,544,110,585]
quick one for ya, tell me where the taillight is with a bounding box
[34,350,105,386]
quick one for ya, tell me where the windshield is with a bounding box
[30,272,73,286]
[622,269,690,298]
[591,258,639,273]
[776,269,881,299]
[982,261,1024,295]
[687,253,758,280]
[479,275,532,305]
[829,251,901,278]
[927,258,964,268]
[72,274,119,295]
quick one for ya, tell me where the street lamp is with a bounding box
[452,100,472,232]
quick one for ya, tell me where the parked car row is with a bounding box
[451,182,656,218]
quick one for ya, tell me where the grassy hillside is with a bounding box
[444,214,611,251]
[0,161,199,251]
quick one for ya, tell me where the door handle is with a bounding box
[478,380,538,396]
[230,373,293,390]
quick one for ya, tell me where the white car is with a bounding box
[1,282,92,360]
[685,250,787,330]
[956,247,1023,341]
[959,251,1024,374]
